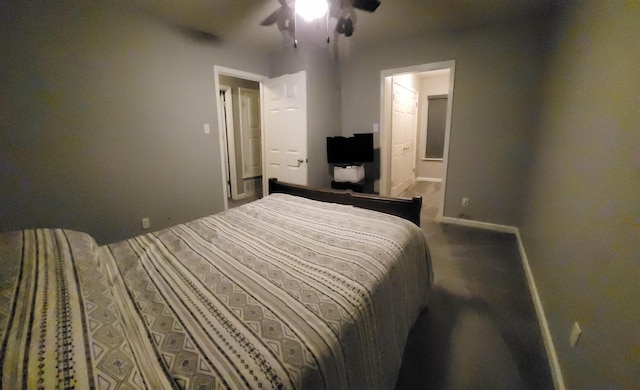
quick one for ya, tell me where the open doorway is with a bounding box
[219,76,262,209]
[214,66,267,210]
[379,61,455,220]
[214,67,310,210]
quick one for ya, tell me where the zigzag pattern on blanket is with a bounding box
[0,229,146,389]
[0,193,432,390]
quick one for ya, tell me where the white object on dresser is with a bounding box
[334,165,365,183]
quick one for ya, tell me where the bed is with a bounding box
[0,179,433,389]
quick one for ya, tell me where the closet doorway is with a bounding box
[215,67,265,210]
[214,67,310,211]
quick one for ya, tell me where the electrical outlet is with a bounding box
[141,217,151,229]
[462,197,469,207]
[569,321,582,348]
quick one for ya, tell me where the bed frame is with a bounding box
[268,178,422,226]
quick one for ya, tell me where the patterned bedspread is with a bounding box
[0,193,432,389]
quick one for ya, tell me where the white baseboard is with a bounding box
[233,177,262,200]
[415,177,442,183]
[232,192,252,200]
[440,216,517,234]
[439,216,565,390]
[514,230,566,390]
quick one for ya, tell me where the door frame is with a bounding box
[214,66,268,210]
[379,60,455,219]
[219,85,239,200]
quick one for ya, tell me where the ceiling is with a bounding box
[126,0,556,53]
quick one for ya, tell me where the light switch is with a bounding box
[204,124,210,134]
[569,321,582,348]
[373,123,379,133]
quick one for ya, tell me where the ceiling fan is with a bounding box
[260,0,380,45]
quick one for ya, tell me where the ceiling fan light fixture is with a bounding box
[295,0,328,22]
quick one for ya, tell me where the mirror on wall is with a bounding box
[424,94,447,160]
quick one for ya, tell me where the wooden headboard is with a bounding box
[268,178,422,226]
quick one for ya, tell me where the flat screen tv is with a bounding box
[327,133,374,164]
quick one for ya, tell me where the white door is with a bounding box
[239,88,262,178]
[263,71,308,186]
[218,89,232,198]
[390,81,418,197]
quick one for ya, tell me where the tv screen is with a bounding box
[326,136,348,164]
[327,133,373,164]
[352,133,374,163]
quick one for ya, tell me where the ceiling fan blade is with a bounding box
[260,9,281,26]
[276,8,293,31]
[353,0,380,12]
[287,17,296,38]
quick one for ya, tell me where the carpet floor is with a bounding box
[399,180,443,220]
[234,182,553,388]
[228,191,262,209]
[395,221,554,389]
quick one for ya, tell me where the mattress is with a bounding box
[0,193,432,389]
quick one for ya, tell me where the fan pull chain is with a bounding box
[293,2,298,48]
[326,11,330,44]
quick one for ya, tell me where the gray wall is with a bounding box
[269,43,342,188]
[340,18,549,225]
[2,2,638,386]
[520,1,640,388]
[0,1,270,244]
